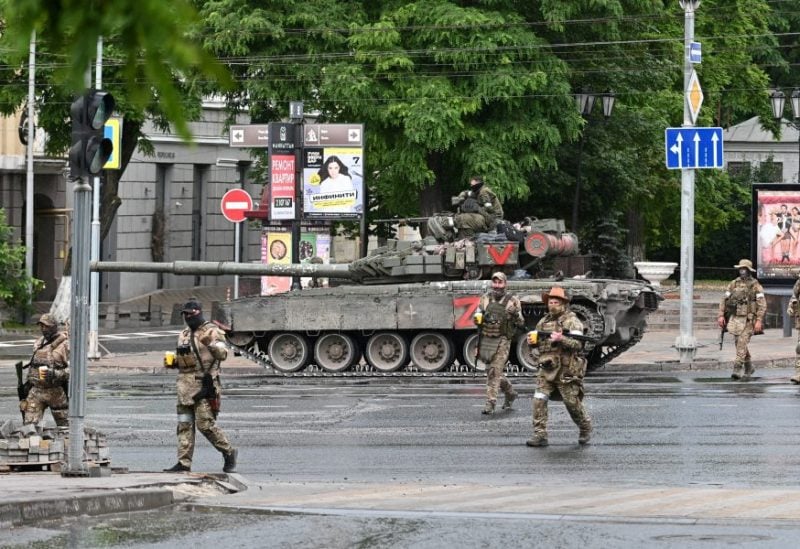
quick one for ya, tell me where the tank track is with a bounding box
[229,340,538,377]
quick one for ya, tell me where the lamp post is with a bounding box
[571,90,615,233]
[770,88,800,184]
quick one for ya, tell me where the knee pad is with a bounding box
[533,391,549,401]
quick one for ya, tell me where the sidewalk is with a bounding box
[0,471,246,527]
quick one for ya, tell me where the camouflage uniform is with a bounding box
[528,290,591,446]
[170,319,235,470]
[454,183,504,237]
[718,267,766,380]
[23,317,70,427]
[787,278,800,384]
[476,280,523,413]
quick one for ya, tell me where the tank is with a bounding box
[216,218,661,375]
[92,217,661,375]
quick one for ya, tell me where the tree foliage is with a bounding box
[0,209,44,317]
[0,0,231,139]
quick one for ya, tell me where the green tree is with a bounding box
[0,209,44,319]
[198,0,583,218]
[0,0,231,139]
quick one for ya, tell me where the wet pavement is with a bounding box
[2,323,800,544]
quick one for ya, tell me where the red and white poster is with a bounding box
[270,154,295,221]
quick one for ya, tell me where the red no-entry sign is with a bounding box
[220,189,253,223]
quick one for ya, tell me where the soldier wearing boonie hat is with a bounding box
[718,259,766,381]
[473,271,523,414]
[526,285,592,447]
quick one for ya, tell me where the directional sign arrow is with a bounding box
[665,127,724,170]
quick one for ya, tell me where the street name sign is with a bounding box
[665,127,724,170]
[221,188,253,222]
[229,124,270,148]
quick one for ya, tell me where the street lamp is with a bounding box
[770,88,800,184]
[572,90,615,232]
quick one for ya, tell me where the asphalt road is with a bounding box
[4,368,800,547]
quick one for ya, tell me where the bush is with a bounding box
[0,208,44,320]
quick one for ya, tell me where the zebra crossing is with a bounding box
[0,329,181,348]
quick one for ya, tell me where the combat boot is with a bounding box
[731,363,743,381]
[501,391,518,410]
[163,463,190,473]
[526,435,548,447]
[482,401,496,415]
[791,373,800,384]
[743,361,754,381]
[223,448,238,473]
[578,422,592,445]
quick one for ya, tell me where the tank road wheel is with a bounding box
[514,334,539,372]
[461,333,482,372]
[365,332,409,373]
[267,333,311,373]
[225,331,255,348]
[410,332,454,372]
[315,333,360,373]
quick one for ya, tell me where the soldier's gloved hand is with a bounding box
[717,315,726,329]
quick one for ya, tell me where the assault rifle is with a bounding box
[14,361,31,421]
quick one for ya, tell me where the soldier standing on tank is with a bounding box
[526,286,591,447]
[453,176,504,238]
[163,299,238,473]
[473,272,522,414]
[717,259,766,381]
[22,313,70,427]
[787,275,800,384]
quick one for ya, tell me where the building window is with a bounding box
[759,161,783,183]
[726,161,751,178]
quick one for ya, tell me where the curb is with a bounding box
[0,487,174,528]
[602,357,795,372]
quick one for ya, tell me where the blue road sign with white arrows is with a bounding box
[665,127,724,170]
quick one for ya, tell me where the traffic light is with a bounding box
[69,90,115,178]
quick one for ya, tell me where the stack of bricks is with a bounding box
[0,421,110,467]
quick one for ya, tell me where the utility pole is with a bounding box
[25,32,35,315]
[676,0,701,363]
[89,36,103,360]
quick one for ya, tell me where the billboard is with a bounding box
[752,184,800,283]
[302,124,364,220]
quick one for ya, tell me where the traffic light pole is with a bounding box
[65,174,91,475]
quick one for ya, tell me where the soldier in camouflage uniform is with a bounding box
[787,275,800,384]
[526,286,591,447]
[164,299,238,473]
[453,176,504,238]
[474,272,523,414]
[717,259,766,381]
[22,313,70,427]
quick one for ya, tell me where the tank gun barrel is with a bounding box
[90,260,354,278]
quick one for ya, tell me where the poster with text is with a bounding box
[269,154,296,220]
[303,147,363,219]
[261,232,292,295]
[754,187,800,281]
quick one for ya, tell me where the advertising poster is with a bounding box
[303,147,363,219]
[261,232,292,295]
[269,154,295,220]
[754,186,800,281]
